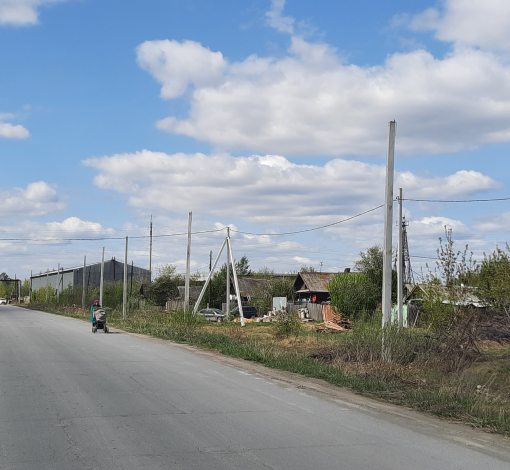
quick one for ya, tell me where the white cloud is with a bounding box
[0,217,113,239]
[0,120,29,139]
[136,39,227,99]
[0,0,68,26]
[475,211,510,233]
[83,150,500,226]
[408,0,510,51]
[138,35,510,156]
[266,0,294,34]
[0,181,65,217]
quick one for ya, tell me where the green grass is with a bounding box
[24,303,510,437]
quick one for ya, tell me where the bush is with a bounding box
[273,311,302,338]
[329,273,378,318]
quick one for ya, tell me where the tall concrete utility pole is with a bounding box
[123,237,128,320]
[57,264,60,301]
[149,215,153,282]
[81,257,86,310]
[208,250,212,308]
[397,188,404,327]
[227,236,245,327]
[184,212,192,312]
[100,247,105,307]
[382,120,396,327]
[226,227,230,318]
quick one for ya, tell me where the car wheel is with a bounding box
[217,317,222,323]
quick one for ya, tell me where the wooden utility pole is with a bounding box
[382,120,396,327]
[149,215,153,282]
[397,188,404,327]
[29,270,32,302]
[123,237,128,319]
[81,257,86,310]
[184,212,192,312]
[100,247,105,306]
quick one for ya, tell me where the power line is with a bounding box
[0,228,224,243]
[230,204,385,236]
[403,197,510,203]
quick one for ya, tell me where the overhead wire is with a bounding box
[403,196,510,203]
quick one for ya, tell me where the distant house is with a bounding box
[234,277,269,303]
[293,272,337,303]
[177,286,203,303]
[405,284,483,308]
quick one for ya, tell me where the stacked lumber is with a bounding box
[313,314,352,332]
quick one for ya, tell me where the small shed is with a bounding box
[293,272,337,303]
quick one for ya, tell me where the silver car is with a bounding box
[197,308,226,322]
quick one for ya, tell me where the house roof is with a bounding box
[294,272,337,293]
[233,277,268,298]
[406,284,483,307]
[177,286,202,302]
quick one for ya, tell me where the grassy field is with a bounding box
[25,303,510,437]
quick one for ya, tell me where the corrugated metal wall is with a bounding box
[31,260,150,291]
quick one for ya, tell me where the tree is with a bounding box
[300,265,316,272]
[207,255,253,309]
[477,245,510,312]
[146,265,184,306]
[430,227,478,287]
[329,272,377,318]
[353,245,397,305]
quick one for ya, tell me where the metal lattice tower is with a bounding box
[402,216,415,286]
[394,216,415,288]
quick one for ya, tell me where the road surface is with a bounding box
[1,305,509,469]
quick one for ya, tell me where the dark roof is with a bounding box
[234,277,268,298]
[406,284,482,307]
[177,286,202,302]
[294,272,337,293]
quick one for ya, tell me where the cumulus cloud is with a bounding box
[266,0,294,34]
[136,39,227,99]
[0,181,65,217]
[138,34,510,156]
[0,119,29,139]
[0,217,113,239]
[0,0,68,26]
[83,150,500,226]
[407,0,510,51]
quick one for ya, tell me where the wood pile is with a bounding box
[313,314,352,332]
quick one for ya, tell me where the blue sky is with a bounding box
[1,0,510,280]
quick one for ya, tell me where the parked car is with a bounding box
[232,306,258,319]
[197,308,226,323]
[0,298,6,305]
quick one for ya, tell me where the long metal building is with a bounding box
[30,258,151,293]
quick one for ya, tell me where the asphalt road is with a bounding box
[1,305,509,470]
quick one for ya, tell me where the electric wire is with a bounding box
[403,197,510,203]
[230,204,385,236]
